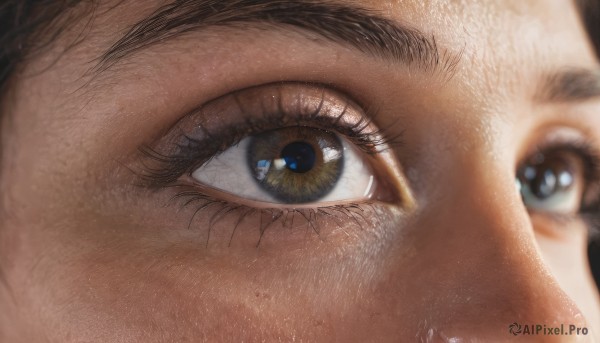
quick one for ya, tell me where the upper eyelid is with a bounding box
[135,82,402,188]
[152,82,391,151]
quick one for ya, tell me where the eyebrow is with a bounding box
[95,0,461,76]
[540,68,600,102]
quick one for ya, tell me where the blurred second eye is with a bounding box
[191,126,376,205]
[517,150,585,214]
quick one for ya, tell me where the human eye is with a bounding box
[136,82,406,246]
[191,126,374,205]
[516,128,600,233]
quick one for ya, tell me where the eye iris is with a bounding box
[281,142,316,173]
[516,149,588,214]
[247,127,343,204]
[520,155,573,200]
[533,168,558,199]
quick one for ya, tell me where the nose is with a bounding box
[405,160,592,341]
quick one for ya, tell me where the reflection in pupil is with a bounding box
[522,157,574,200]
[281,141,315,173]
[534,169,557,199]
[247,127,343,203]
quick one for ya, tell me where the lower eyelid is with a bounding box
[529,210,590,241]
[161,186,392,248]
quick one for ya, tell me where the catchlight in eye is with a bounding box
[247,127,343,203]
[191,126,376,206]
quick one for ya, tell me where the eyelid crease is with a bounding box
[135,82,403,189]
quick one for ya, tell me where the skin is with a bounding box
[1,0,600,341]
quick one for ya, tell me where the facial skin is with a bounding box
[1,0,600,341]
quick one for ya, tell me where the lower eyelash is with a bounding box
[167,187,376,248]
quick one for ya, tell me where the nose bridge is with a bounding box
[410,157,589,340]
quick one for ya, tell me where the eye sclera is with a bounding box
[190,130,390,209]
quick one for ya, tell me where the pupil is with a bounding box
[521,155,575,201]
[532,169,557,199]
[247,127,343,204]
[281,141,316,173]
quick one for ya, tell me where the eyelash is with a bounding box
[136,86,398,246]
[138,87,401,188]
[166,189,378,247]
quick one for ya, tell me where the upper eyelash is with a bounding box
[137,85,401,188]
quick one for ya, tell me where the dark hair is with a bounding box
[0,0,84,98]
[581,0,600,53]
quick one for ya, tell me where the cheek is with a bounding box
[536,225,600,330]
[4,205,407,341]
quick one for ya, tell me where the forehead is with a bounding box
[63,0,595,78]
[14,0,599,118]
[373,0,595,64]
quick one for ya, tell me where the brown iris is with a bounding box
[517,149,587,213]
[247,127,344,203]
